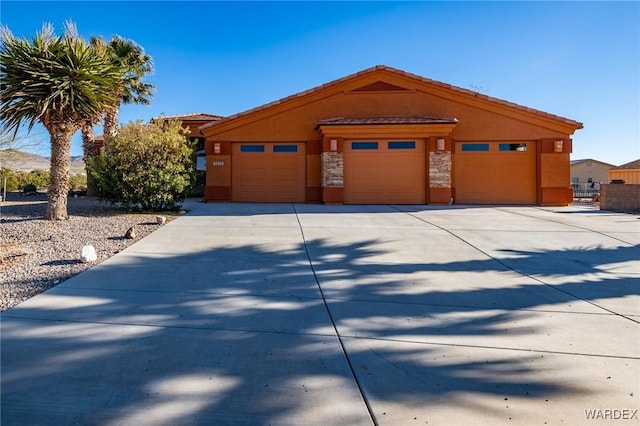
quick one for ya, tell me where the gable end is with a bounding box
[347,80,413,93]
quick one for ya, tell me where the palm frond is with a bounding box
[0,23,121,135]
[108,35,155,107]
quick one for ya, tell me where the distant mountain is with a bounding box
[0,149,86,175]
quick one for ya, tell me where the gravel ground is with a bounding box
[0,192,179,312]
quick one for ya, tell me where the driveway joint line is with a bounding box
[292,204,378,426]
[341,334,640,360]
[46,285,325,301]
[506,207,638,246]
[0,314,340,338]
[322,296,624,316]
[393,206,640,325]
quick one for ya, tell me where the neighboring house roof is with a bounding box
[610,159,640,170]
[153,113,224,122]
[92,113,223,145]
[93,114,222,140]
[316,116,458,127]
[201,65,583,134]
[150,113,224,138]
[570,158,616,168]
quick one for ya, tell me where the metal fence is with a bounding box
[571,183,600,207]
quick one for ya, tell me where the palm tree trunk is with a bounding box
[103,106,119,145]
[81,121,98,196]
[46,125,74,220]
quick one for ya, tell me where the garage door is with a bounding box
[454,142,536,204]
[232,143,306,202]
[344,139,426,204]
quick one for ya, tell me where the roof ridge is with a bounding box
[201,65,583,131]
[377,65,583,128]
[611,159,640,169]
[571,158,616,166]
[153,113,223,120]
[201,66,387,128]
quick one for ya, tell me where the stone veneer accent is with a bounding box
[321,152,344,187]
[429,151,451,188]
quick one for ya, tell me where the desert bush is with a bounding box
[0,168,50,191]
[28,169,50,189]
[0,168,19,191]
[68,174,87,191]
[89,120,196,211]
[22,183,37,194]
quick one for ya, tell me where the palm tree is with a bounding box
[80,35,154,195]
[0,22,120,219]
[100,35,154,144]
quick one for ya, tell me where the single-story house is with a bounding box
[570,158,615,185]
[608,159,640,184]
[200,65,583,205]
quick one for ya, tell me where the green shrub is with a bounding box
[28,169,50,189]
[68,174,87,191]
[23,183,37,194]
[89,120,196,211]
[0,167,19,191]
[0,168,51,191]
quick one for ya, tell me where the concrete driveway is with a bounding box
[2,203,638,425]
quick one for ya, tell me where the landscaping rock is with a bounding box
[124,226,136,239]
[0,195,174,312]
[80,245,97,263]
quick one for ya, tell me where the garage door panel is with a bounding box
[344,139,426,204]
[454,142,536,204]
[392,168,422,182]
[232,143,306,202]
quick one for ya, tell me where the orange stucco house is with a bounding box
[200,65,583,205]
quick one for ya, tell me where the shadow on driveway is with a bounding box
[2,205,638,425]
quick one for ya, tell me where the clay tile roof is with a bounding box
[316,116,458,127]
[375,66,583,129]
[201,65,583,131]
[611,159,640,170]
[152,113,224,121]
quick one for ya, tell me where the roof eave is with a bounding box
[200,65,583,135]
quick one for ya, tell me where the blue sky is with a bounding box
[2,1,639,166]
